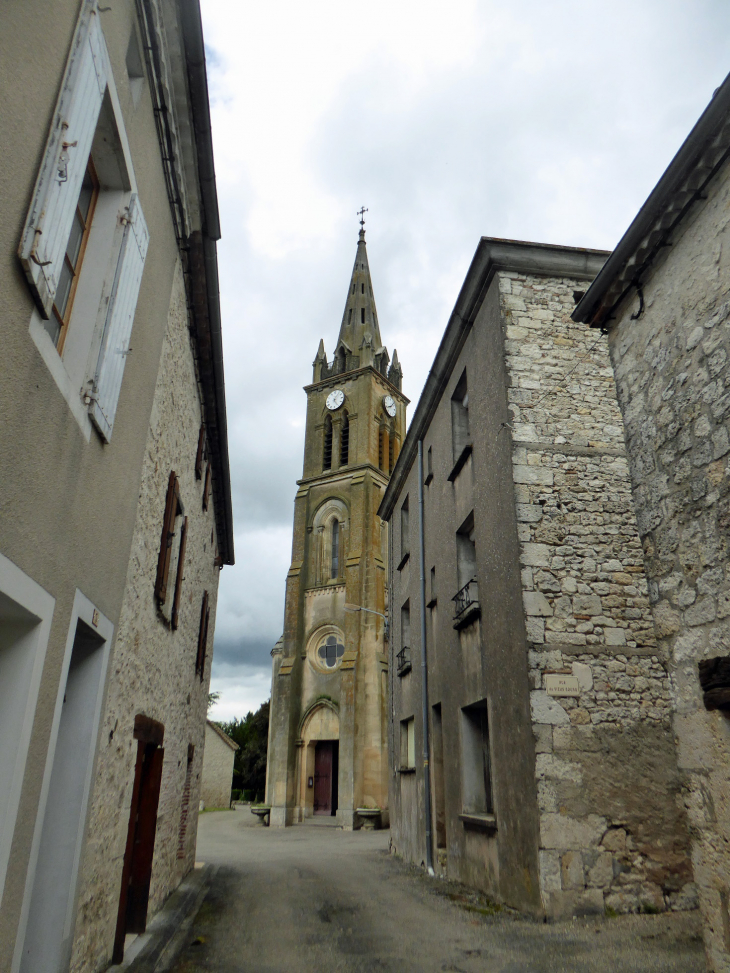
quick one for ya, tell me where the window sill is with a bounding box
[397,551,410,571]
[398,766,416,774]
[447,443,472,482]
[459,812,496,832]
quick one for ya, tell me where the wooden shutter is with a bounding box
[90,194,149,441]
[196,591,210,678]
[203,461,212,511]
[18,3,107,317]
[171,517,188,630]
[195,424,206,479]
[155,472,179,605]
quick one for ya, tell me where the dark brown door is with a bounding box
[113,741,164,963]
[314,741,334,814]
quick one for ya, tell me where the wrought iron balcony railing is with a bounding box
[452,578,479,625]
[396,646,411,676]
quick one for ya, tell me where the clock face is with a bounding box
[326,389,345,411]
[383,394,396,418]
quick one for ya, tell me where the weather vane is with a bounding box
[357,206,368,227]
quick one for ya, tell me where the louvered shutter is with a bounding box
[195,424,205,479]
[196,592,209,677]
[90,194,149,441]
[18,3,107,317]
[171,517,188,630]
[155,472,179,605]
[203,462,212,511]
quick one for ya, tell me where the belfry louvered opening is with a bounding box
[323,415,333,470]
[340,412,349,466]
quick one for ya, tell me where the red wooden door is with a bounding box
[313,742,333,814]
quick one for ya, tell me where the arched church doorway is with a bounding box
[314,740,338,815]
[298,701,339,818]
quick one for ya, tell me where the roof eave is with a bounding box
[573,70,730,328]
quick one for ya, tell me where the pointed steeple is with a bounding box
[336,226,382,355]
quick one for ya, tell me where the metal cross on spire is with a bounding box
[357,206,368,227]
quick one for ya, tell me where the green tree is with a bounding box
[217,699,269,798]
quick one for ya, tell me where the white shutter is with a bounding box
[90,195,149,442]
[18,2,107,317]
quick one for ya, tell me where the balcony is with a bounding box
[452,578,480,629]
[396,646,411,676]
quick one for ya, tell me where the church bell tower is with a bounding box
[266,220,407,827]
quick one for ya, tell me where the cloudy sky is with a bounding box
[203,0,730,722]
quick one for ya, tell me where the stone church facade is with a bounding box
[266,227,407,828]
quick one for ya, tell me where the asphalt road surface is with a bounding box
[170,806,706,973]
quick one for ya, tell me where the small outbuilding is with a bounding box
[201,720,239,808]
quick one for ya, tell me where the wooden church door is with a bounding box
[314,741,339,815]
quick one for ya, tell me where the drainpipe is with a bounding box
[418,440,434,875]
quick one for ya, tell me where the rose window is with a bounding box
[318,634,345,669]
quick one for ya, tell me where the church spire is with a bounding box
[336,215,382,355]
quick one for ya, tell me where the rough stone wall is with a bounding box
[605,160,730,971]
[201,725,236,809]
[501,270,694,918]
[69,258,221,973]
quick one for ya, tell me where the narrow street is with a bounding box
[171,808,706,973]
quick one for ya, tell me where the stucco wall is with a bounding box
[0,3,195,968]
[201,725,236,809]
[69,259,220,973]
[605,157,730,971]
[501,270,693,918]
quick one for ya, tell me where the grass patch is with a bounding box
[199,807,234,814]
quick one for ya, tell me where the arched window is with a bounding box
[340,412,349,466]
[323,415,332,470]
[378,426,384,471]
[331,520,339,579]
[317,633,345,669]
[388,428,395,474]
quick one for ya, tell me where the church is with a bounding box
[266,221,407,827]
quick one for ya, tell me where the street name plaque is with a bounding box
[544,673,581,697]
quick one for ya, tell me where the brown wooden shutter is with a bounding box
[196,591,210,678]
[171,516,188,630]
[195,424,205,480]
[155,471,179,604]
[203,461,212,511]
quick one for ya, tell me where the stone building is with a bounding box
[574,70,730,972]
[266,225,407,828]
[201,721,239,809]
[0,2,233,971]
[378,238,694,918]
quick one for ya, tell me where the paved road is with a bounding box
[171,807,706,973]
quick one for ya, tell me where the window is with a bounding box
[195,424,205,479]
[400,497,409,563]
[331,520,340,579]
[203,461,212,512]
[18,7,149,442]
[389,429,395,473]
[401,600,410,647]
[196,591,210,679]
[340,412,349,466]
[461,700,493,815]
[155,471,187,627]
[451,369,470,463]
[323,415,333,470]
[50,159,99,353]
[361,283,364,294]
[425,445,433,485]
[378,426,385,470]
[317,633,345,669]
[400,718,415,770]
[456,512,476,590]
[360,308,365,323]
[429,566,437,607]
[348,308,353,323]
